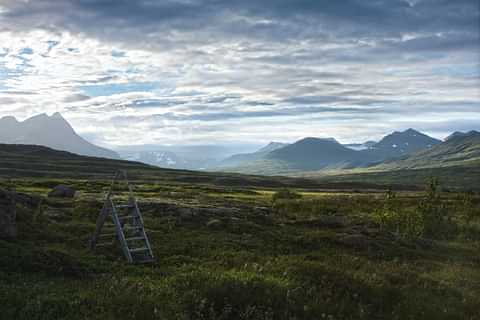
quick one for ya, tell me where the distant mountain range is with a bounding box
[218,142,289,168]
[1,113,477,176]
[0,113,119,159]
[122,150,187,169]
[117,144,256,170]
[214,129,446,174]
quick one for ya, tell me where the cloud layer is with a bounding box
[0,0,479,146]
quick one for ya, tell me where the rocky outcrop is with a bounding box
[0,189,16,239]
[48,185,76,198]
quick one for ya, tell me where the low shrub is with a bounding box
[373,180,458,239]
[271,189,302,203]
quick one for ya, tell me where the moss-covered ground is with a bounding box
[1,176,479,320]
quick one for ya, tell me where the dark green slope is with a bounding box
[0,143,350,189]
[375,130,480,170]
[267,137,375,170]
[316,131,480,190]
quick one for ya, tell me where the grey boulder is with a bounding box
[48,185,76,198]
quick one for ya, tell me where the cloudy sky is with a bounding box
[0,0,479,148]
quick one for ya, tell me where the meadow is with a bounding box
[1,173,479,320]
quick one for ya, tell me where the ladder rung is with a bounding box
[124,226,143,230]
[99,233,117,238]
[118,215,136,220]
[117,204,135,209]
[134,258,155,264]
[129,247,149,253]
[125,236,145,241]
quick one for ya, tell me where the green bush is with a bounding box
[456,192,480,225]
[373,180,457,239]
[271,189,302,203]
[373,189,424,238]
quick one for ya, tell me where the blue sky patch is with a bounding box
[111,50,126,58]
[19,47,33,55]
[80,82,159,97]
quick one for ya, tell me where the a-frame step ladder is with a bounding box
[90,170,154,264]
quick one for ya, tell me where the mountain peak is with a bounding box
[51,112,65,119]
[371,129,441,157]
[446,130,480,141]
[27,113,49,121]
[404,128,421,134]
[0,115,19,123]
[0,112,119,159]
[299,137,339,144]
[257,141,288,153]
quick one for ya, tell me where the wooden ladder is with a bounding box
[90,170,154,264]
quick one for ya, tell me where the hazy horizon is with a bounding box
[2,111,475,152]
[0,0,479,148]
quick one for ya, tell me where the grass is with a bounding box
[1,145,480,319]
[1,174,480,320]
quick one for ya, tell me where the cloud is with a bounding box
[0,0,478,146]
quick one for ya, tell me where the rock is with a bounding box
[206,219,222,228]
[48,185,76,198]
[337,234,370,249]
[0,189,16,239]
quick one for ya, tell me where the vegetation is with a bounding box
[373,180,460,239]
[271,188,303,202]
[1,173,479,319]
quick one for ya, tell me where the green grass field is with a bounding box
[1,171,479,319]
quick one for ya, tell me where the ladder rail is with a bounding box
[132,199,154,259]
[110,199,134,263]
[90,171,120,249]
[90,200,111,249]
[90,170,154,263]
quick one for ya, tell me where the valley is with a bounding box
[1,144,480,319]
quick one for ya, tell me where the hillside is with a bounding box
[312,131,480,190]
[375,130,480,170]
[215,130,441,175]
[267,137,375,170]
[218,142,288,168]
[364,128,441,160]
[0,113,119,159]
[0,144,358,189]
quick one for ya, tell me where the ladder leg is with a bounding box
[90,203,110,249]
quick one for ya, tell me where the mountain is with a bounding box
[345,141,376,151]
[218,142,289,168]
[122,150,187,169]
[266,137,375,170]
[257,142,289,153]
[0,113,119,159]
[215,129,442,175]
[0,143,332,189]
[445,130,480,141]
[365,128,441,160]
[374,130,480,170]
